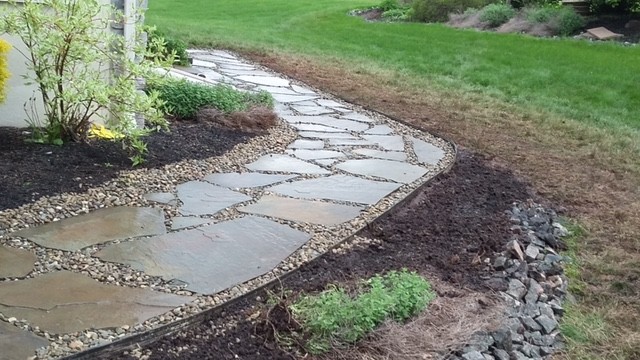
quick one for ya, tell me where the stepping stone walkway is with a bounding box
[0,49,452,358]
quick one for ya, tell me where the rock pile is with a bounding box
[457,200,571,360]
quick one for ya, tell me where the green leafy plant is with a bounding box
[525,6,558,23]
[288,269,436,354]
[146,26,190,66]
[150,78,273,120]
[411,0,492,22]
[0,39,9,104]
[379,0,401,11]
[479,3,517,27]
[553,7,586,36]
[382,8,413,21]
[0,0,170,164]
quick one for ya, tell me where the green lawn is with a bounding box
[147,0,640,139]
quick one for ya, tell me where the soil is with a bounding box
[111,149,533,360]
[585,13,640,42]
[0,122,254,211]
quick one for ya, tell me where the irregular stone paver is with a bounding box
[328,138,373,146]
[269,175,401,205]
[171,217,211,231]
[258,86,300,95]
[299,132,359,140]
[341,113,375,123]
[240,195,363,226]
[362,134,406,151]
[282,115,370,132]
[204,172,297,188]
[0,322,49,360]
[14,207,166,252]
[337,159,427,184]
[96,216,311,294]
[271,94,319,103]
[0,246,36,278]
[177,181,252,216]
[316,99,346,108]
[287,139,325,149]
[291,84,316,94]
[412,137,446,165]
[285,149,344,160]
[352,148,407,162]
[236,75,289,87]
[219,68,273,77]
[144,192,176,205]
[315,159,341,166]
[364,125,393,135]
[191,59,217,68]
[0,271,193,334]
[289,123,347,133]
[246,154,330,175]
[290,105,334,116]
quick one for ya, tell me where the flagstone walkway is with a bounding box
[0,50,454,359]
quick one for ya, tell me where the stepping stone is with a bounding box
[268,174,401,205]
[207,50,237,60]
[13,207,166,252]
[144,192,176,205]
[362,135,405,151]
[328,139,373,146]
[289,123,347,133]
[316,99,346,108]
[271,93,319,103]
[287,139,325,149]
[411,137,446,165]
[282,115,370,132]
[204,172,297,188]
[217,63,258,71]
[291,84,316,94]
[220,69,272,77]
[291,105,334,116]
[285,149,344,160]
[96,216,311,294]
[364,125,393,135]
[177,181,252,216]
[0,271,193,334]
[258,86,300,95]
[191,59,217,68]
[352,148,407,162]
[0,322,49,360]
[315,159,341,167]
[246,154,330,175]
[337,159,427,184]
[171,216,211,231]
[0,247,36,278]
[341,113,375,123]
[236,75,289,87]
[240,195,363,226]
[195,69,226,82]
[299,132,359,140]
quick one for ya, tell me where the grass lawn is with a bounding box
[147,1,640,359]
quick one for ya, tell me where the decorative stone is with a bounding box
[328,138,374,146]
[144,192,176,205]
[287,139,325,149]
[96,216,311,294]
[462,351,485,360]
[336,159,427,184]
[316,99,344,108]
[412,137,446,165]
[362,135,405,151]
[364,125,393,135]
[525,244,540,261]
[506,279,527,300]
[298,131,358,140]
[289,123,348,133]
[271,94,318,103]
[204,172,297,188]
[281,115,369,132]
[13,207,166,252]
[525,279,543,304]
[315,159,341,166]
[535,314,558,334]
[0,322,49,360]
[239,195,363,226]
[352,148,407,161]
[291,84,316,94]
[290,105,334,116]
[246,154,330,175]
[177,181,252,216]
[0,247,36,278]
[170,217,211,230]
[0,271,193,334]
[341,113,375,123]
[257,86,299,95]
[285,149,344,160]
[268,174,401,205]
[235,75,289,87]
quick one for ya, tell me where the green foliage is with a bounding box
[379,0,400,11]
[146,26,190,66]
[411,0,492,22]
[511,0,561,9]
[0,39,9,104]
[588,0,640,14]
[288,269,435,354]
[382,8,413,21]
[525,6,558,23]
[150,78,274,120]
[0,0,170,165]
[554,7,586,35]
[479,3,517,27]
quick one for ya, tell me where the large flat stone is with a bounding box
[328,138,373,146]
[336,159,427,184]
[0,247,36,278]
[269,175,401,205]
[352,148,407,162]
[13,207,166,252]
[271,93,319,103]
[291,85,316,94]
[362,135,406,151]
[240,195,363,225]
[258,86,299,95]
[246,154,330,175]
[221,69,273,77]
[204,172,297,188]
[177,181,252,216]
[341,113,375,123]
[364,125,393,135]
[0,322,49,360]
[290,105,334,116]
[316,99,346,108]
[170,216,212,230]
[0,271,193,334]
[299,132,359,140]
[287,139,325,149]
[289,123,347,133]
[96,216,311,294]
[285,149,345,160]
[411,137,446,165]
[144,192,176,205]
[236,75,289,87]
[282,115,369,132]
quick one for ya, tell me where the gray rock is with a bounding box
[285,149,345,160]
[538,302,555,318]
[463,333,494,353]
[0,321,49,360]
[364,125,393,135]
[493,256,507,270]
[204,172,297,188]
[506,279,527,300]
[482,354,495,360]
[525,279,543,304]
[287,139,324,149]
[362,134,405,151]
[352,148,407,162]
[411,137,446,165]
[504,317,524,337]
[177,181,252,216]
[281,115,369,132]
[525,244,540,261]
[170,216,211,230]
[245,154,331,175]
[0,247,37,278]
[520,342,541,357]
[144,192,176,205]
[521,316,542,331]
[512,351,529,360]
[235,75,289,87]
[491,328,512,352]
[336,159,427,184]
[536,314,558,334]
[540,346,554,356]
[523,302,541,317]
[461,351,485,360]
[493,349,510,360]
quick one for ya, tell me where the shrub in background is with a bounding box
[146,26,190,66]
[588,0,640,14]
[0,39,9,104]
[412,0,492,22]
[553,7,586,35]
[480,3,517,27]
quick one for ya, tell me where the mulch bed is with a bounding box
[0,123,254,211]
[110,149,534,360]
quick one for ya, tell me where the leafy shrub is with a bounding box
[511,0,562,9]
[146,27,189,66]
[412,0,492,22]
[0,39,9,104]
[382,8,413,20]
[288,269,436,354]
[553,7,586,35]
[525,6,557,22]
[479,3,517,27]
[150,78,273,120]
[379,0,400,11]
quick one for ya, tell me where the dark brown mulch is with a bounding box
[585,13,640,43]
[109,149,533,360]
[0,123,254,211]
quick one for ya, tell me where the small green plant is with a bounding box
[382,8,413,21]
[379,0,400,11]
[0,39,9,104]
[150,78,274,120]
[146,26,190,66]
[525,6,558,23]
[479,3,517,27]
[412,0,492,22]
[288,269,436,354]
[553,7,585,36]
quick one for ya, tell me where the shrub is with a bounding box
[553,7,586,35]
[525,6,558,22]
[412,0,492,22]
[288,269,436,354]
[0,39,10,104]
[379,0,400,11]
[479,3,517,27]
[382,8,413,20]
[146,27,190,66]
[150,78,274,120]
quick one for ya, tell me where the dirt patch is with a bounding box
[351,8,384,22]
[0,122,254,211]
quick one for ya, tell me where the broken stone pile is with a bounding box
[456,200,570,360]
